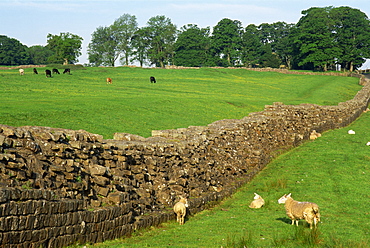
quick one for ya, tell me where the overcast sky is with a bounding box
[1,0,370,67]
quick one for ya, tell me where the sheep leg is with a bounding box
[177,213,181,224]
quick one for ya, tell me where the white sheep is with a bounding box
[249,193,265,208]
[278,193,320,229]
[19,68,24,75]
[348,129,356,134]
[173,197,189,225]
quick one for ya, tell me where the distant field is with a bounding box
[0,67,361,139]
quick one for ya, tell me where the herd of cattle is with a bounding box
[19,68,70,77]
[19,68,156,84]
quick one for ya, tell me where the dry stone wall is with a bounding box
[0,74,369,247]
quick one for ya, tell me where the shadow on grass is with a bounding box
[276,217,292,225]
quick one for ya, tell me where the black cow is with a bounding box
[45,69,52,78]
[150,76,156,83]
[33,68,38,74]
[52,68,60,74]
[63,68,70,74]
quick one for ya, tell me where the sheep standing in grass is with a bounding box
[249,193,265,208]
[173,197,189,225]
[19,69,24,75]
[278,193,320,229]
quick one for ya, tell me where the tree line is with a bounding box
[1,6,369,71]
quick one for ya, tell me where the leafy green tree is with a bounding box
[174,24,211,67]
[292,7,339,71]
[257,22,295,68]
[211,18,243,66]
[259,43,281,68]
[331,7,370,71]
[241,24,263,67]
[88,26,120,66]
[0,35,30,65]
[111,14,138,65]
[28,45,53,65]
[46,32,83,64]
[131,27,150,67]
[145,15,177,67]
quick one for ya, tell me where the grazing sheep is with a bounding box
[150,76,156,83]
[278,193,320,229]
[106,78,112,84]
[45,69,52,78]
[309,130,321,140]
[173,197,189,225]
[19,69,24,75]
[33,68,38,74]
[52,68,60,74]
[348,129,355,134]
[63,68,71,74]
[366,141,370,146]
[249,193,265,209]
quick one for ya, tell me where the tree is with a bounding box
[257,22,295,68]
[46,32,83,64]
[28,45,53,65]
[0,35,30,65]
[211,18,243,66]
[331,7,370,71]
[111,14,138,65]
[145,15,177,67]
[259,43,281,68]
[88,26,120,66]
[174,24,211,67]
[131,27,150,67]
[292,7,339,71]
[241,24,263,67]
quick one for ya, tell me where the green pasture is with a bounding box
[0,66,361,139]
[77,111,370,248]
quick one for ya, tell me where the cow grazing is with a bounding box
[33,68,38,74]
[45,69,52,78]
[52,69,60,74]
[19,69,24,75]
[150,76,156,83]
[63,68,70,74]
[106,78,112,84]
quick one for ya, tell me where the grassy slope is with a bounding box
[86,112,370,248]
[0,67,361,139]
[2,67,369,247]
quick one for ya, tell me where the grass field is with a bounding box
[77,111,370,248]
[2,67,369,247]
[0,66,361,138]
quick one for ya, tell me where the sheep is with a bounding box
[249,193,265,208]
[45,69,52,78]
[348,129,355,134]
[106,78,112,84]
[278,193,320,229]
[309,130,321,140]
[150,76,156,83]
[173,197,189,225]
[19,68,24,75]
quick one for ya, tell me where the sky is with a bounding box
[1,0,370,68]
